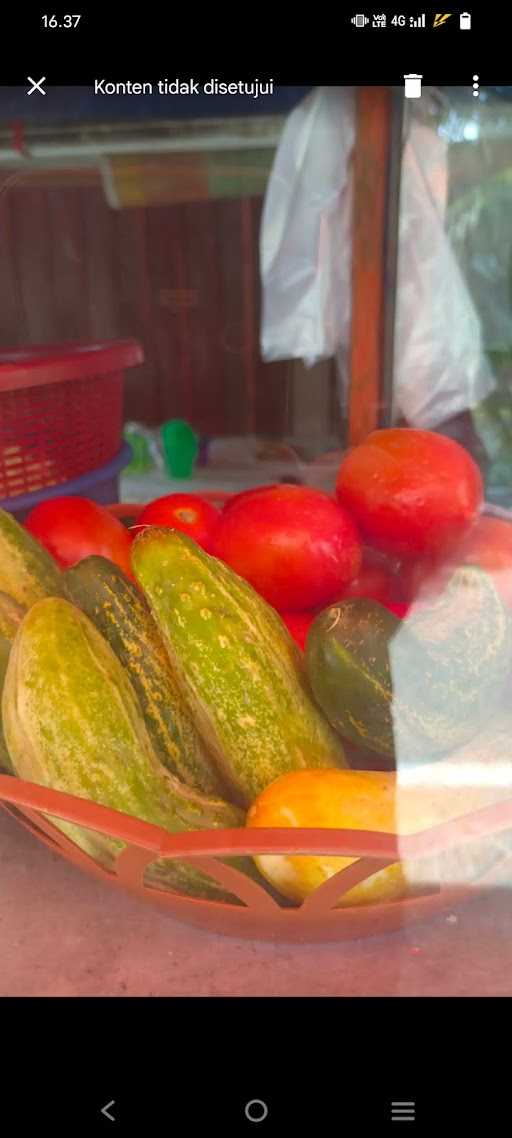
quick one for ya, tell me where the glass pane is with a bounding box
[1,77,512,1006]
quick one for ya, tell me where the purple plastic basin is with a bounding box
[0,441,132,522]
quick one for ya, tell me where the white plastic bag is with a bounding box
[260,87,354,367]
[260,86,495,428]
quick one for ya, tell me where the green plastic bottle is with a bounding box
[123,428,154,474]
[160,419,198,480]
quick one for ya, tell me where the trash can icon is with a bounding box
[404,74,423,99]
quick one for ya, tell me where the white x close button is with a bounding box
[27,76,46,95]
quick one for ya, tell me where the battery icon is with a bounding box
[460,12,471,28]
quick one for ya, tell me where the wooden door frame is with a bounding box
[348,86,404,445]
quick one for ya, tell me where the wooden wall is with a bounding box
[0,174,340,443]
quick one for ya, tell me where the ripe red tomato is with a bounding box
[382,600,409,619]
[340,551,400,606]
[336,428,483,559]
[222,485,280,513]
[212,485,362,611]
[135,493,220,552]
[455,515,512,608]
[403,515,512,609]
[25,497,133,575]
[280,611,315,651]
[400,551,449,604]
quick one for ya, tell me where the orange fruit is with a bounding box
[247,768,499,906]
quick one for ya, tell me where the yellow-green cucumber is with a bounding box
[0,591,26,642]
[0,507,63,607]
[64,555,227,798]
[0,633,14,772]
[132,528,346,807]
[2,597,254,903]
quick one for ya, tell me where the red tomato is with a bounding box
[336,428,483,559]
[25,497,133,575]
[403,515,512,609]
[400,552,449,604]
[135,493,220,552]
[280,611,315,651]
[341,551,400,606]
[212,485,362,611]
[223,485,280,513]
[455,515,512,608]
[382,601,409,619]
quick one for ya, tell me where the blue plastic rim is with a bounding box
[0,442,133,520]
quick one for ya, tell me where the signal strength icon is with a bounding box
[411,13,426,26]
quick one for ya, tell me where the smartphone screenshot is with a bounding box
[0,7,509,1132]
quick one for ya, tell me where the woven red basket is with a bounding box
[0,340,143,500]
[1,496,512,943]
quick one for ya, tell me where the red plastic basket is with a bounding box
[1,775,512,944]
[1,496,512,943]
[0,340,143,500]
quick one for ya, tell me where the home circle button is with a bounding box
[245,1099,269,1123]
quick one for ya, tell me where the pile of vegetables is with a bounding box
[1,427,511,910]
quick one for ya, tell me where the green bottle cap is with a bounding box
[160,419,198,479]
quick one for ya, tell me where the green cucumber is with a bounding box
[0,633,14,772]
[0,591,26,642]
[306,568,512,763]
[64,555,227,798]
[132,528,346,807]
[306,598,400,758]
[2,597,255,903]
[0,507,63,607]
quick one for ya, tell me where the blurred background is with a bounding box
[1,84,511,507]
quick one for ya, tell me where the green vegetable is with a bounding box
[2,597,255,903]
[0,507,62,607]
[132,528,346,807]
[0,633,14,772]
[0,591,26,642]
[64,556,227,797]
[306,568,512,763]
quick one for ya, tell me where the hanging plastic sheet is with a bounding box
[260,86,496,429]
